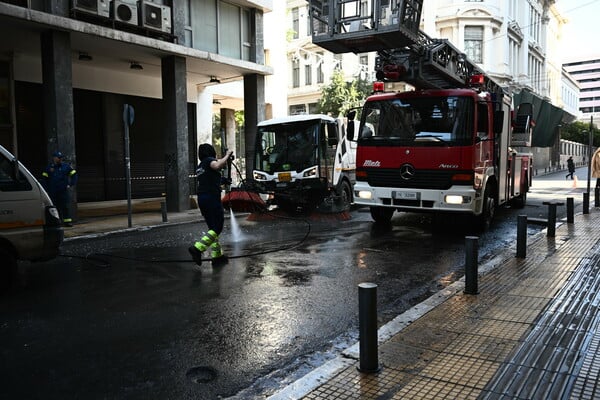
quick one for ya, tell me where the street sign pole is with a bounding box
[123,104,135,228]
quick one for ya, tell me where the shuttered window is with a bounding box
[464,26,483,63]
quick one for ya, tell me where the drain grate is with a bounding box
[186,366,217,384]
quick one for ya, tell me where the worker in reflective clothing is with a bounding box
[188,143,233,267]
[41,151,78,227]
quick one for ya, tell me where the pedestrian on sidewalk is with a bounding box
[566,156,575,180]
[188,143,233,267]
[41,151,78,227]
[593,147,600,188]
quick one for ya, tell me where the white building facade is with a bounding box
[563,57,600,127]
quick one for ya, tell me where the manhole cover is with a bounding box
[186,366,217,384]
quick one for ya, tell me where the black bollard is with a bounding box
[595,187,599,207]
[358,283,380,373]
[583,193,589,215]
[161,201,168,222]
[567,197,574,224]
[464,236,479,295]
[542,201,563,237]
[516,215,527,258]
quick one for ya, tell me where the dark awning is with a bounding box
[512,90,570,148]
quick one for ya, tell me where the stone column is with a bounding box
[41,30,75,161]
[242,8,266,180]
[161,55,190,212]
[220,108,236,155]
[244,74,265,181]
[196,86,213,146]
[41,29,77,217]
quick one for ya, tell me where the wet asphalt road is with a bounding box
[0,168,591,399]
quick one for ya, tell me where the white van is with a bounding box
[0,145,63,288]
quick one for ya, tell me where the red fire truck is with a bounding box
[309,0,534,229]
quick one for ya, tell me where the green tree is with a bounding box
[562,121,600,147]
[317,70,371,117]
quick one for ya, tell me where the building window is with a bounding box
[334,54,343,70]
[317,52,325,83]
[359,54,368,66]
[292,59,300,88]
[509,38,520,76]
[359,54,369,79]
[528,54,544,93]
[292,7,299,39]
[529,5,541,43]
[305,64,312,86]
[290,104,306,115]
[191,1,251,61]
[464,26,483,63]
[306,5,311,37]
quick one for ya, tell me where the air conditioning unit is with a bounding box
[111,0,138,26]
[72,0,110,18]
[140,1,172,33]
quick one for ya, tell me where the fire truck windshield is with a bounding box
[359,96,474,146]
[255,121,319,173]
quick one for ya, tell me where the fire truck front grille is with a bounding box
[364,169,456,190]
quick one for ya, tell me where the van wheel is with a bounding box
[0,248,17,294]
[370,207,394,224]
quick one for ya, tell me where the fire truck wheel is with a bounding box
[370,206,394,224]
[475,187,495,231]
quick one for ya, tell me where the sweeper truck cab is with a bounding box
[250,114,356,213]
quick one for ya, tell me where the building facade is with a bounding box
[0,0,273,210]
[563,57,600,127]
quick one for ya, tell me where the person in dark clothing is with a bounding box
[41,151,78,227]
[566,156,575,180]
[188,143,233,267]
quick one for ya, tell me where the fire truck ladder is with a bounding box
[309,0,502,95]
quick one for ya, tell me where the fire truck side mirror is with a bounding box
[328,122,339,146]
[346,110,357,141]
[347,120,355,141]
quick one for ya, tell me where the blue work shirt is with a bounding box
[42,161,78,195]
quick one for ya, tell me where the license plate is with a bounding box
[393,191,419,200]
[278,172,292,182]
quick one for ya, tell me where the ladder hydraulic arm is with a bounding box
[309,0,502,95]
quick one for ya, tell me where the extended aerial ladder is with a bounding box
[309,0,502,96]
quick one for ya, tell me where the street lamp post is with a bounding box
[585,130,591,195]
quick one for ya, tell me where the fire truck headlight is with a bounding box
[445,195,471,204]
[253,171,267,181]
[357,190,373,200]
[302,166,318,178]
